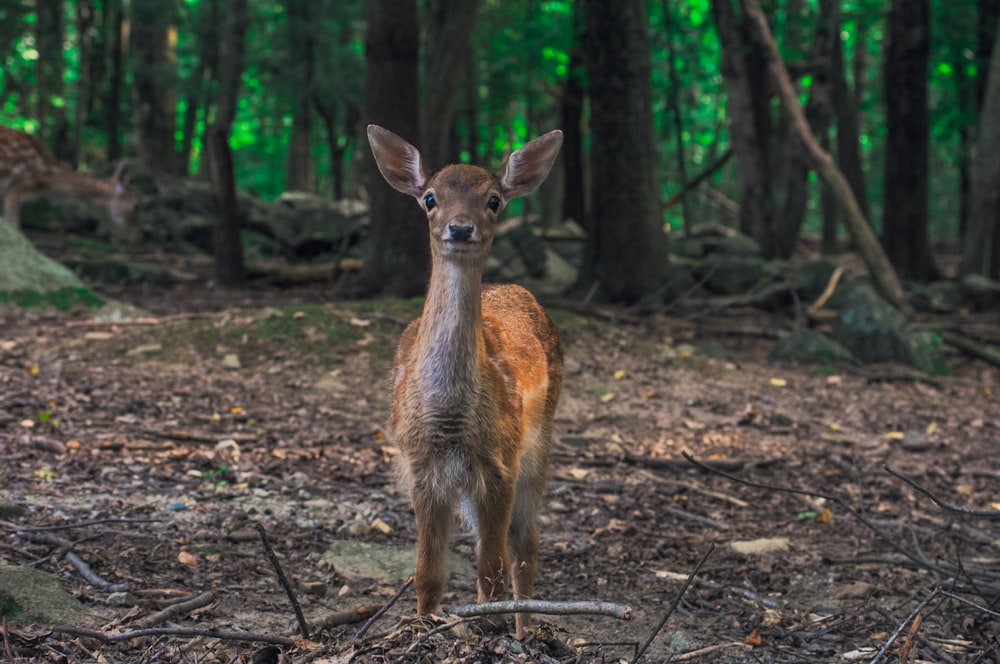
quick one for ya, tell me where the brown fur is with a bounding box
[0,125,140,240]
[368,125,563,637]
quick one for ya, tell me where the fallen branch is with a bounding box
[939,330,1000,369]
[884,466,1000,518]
[868,587,940,664]
[806,265,845,316]
[631,543,714,664]
[19,531,128,592]
[3,517,160,533]
[50,624,302,647]
[137,591,216,628]
[447,599,632,621]
[255,522,309,640]
[310,605,383,632]
[351,577,413,643]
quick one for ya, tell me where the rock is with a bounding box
[0,566,85,626]
[694,255,771,295]
[672,223,761,259]
[833,282,947,374]
[771,329,857,364]
[320,540,473,585]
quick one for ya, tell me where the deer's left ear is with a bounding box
[368,125,427,199]
[495,130,563,200]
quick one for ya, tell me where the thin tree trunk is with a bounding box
[285,0,315,192]
[180,0,219,175]
[107,0,125,160]
[36,0,65,152]
[560,0,585,227]
[881,0,938,280]
[420,0,481,170]
[206,125,244,288]
[962,13,1000,279]
[130,0,179,175]
[361,0,428,297]
[662,0,691,235]
[73,0,96,168]
[740,0,909,312]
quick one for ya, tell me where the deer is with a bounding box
[0,125,141,242]
[367,124,564,638]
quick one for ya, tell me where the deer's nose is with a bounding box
[448,223,475,242]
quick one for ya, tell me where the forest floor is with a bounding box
[1,247,999,663]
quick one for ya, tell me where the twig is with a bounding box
[938,590,1000,618]
[2,616,14,662]
[350,577,413,643]
[896,611,922,664]
[868,587,940,664]
[65,551,129,592]
[884,466,1000,518]
[681,453,975,586]
[2,517,160,532]
[448,599,632,620]
[137,591,216,627]
[807,265,845,316]
[311,606,382,632]
[255,521,309,640]
[631,543,714,664]
[403,616,470,654]
[671,642,752,662]
[690,577,778,610]
[50,624,301,647]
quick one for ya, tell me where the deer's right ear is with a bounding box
[367,125,427,198]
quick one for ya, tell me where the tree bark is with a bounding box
[206,126,244,288]
[285,0,316,192]
[579,0,670,303]
[215,0,248,133]
[180,0,219,175]
[72,0,96,168]
[829,0,869,228]
[881,0,938,281]
[107,0,126,160]
[560,0,586,228]
[961,13,1000,279]
[361,0,429,297]
[739,0,909,313]
[35,0,66,154]
[420,0,481,170]
[130,0,179,175]
[711,0,775,255]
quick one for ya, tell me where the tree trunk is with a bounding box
[130,0,179,175]
[72,0,96,168]
[962,13,1000,279]
[420,0,481,170]
[361,0,429,297]
[739,0,909,313]
[881,0,938,281]
[829,0,869,227]
[579,0,670,303]
[285,0,316,192]
[560,0,586,228]
[35,0,66,153]
[206,125,244,288]
[711,0,775,255]
[662,0,691,235]
[107,0,125,160]
[215,0,248,133]
[180,0,219,175]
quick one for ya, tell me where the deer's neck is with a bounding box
[414,259,486,404]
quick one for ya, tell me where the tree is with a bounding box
[130,0,179,175]
[577,0,670,303]
[559,0,586,228]
[35,0,65,153]
[961,13,1000,279]
[285,0,316,192]
[420,0,481,169]
[360,0,429,297]
[881,0,938,281]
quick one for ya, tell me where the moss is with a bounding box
[0,287,104,311]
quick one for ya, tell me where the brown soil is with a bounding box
[1,252,999,663]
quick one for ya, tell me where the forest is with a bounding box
[1,0,999,662]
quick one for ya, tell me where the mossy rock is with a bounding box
[0,566,85,626]
[771,329,857,364]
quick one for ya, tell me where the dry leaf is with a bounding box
[84,331,115,341]
[350,317,372,327]
[229,406,244,414]
[884,431,905,440]
[599,393,616,403]
[568,468,590,480]
[744,629,762,646]
[769,377,788,387]
[370,518,392,534]
[178,551,198,567]
[818,508,833,523]
[613,369,628,380]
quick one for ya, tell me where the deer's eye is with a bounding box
[487,195,501,212]
[424,193,436,211]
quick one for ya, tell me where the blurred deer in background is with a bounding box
[0,125,141,242]
[367,124,564,638]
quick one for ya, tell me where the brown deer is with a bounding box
[367,125,564,638]
[0,125,140,241]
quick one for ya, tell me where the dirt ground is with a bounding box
[1,249,999,663]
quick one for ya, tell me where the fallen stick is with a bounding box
[137,591,216,628]
[447,599,632,620]
[50,624,302,647]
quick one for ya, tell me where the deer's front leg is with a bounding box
[412,490,452,615]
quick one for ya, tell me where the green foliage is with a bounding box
[0,287,104,311]
[0,0,988,242]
